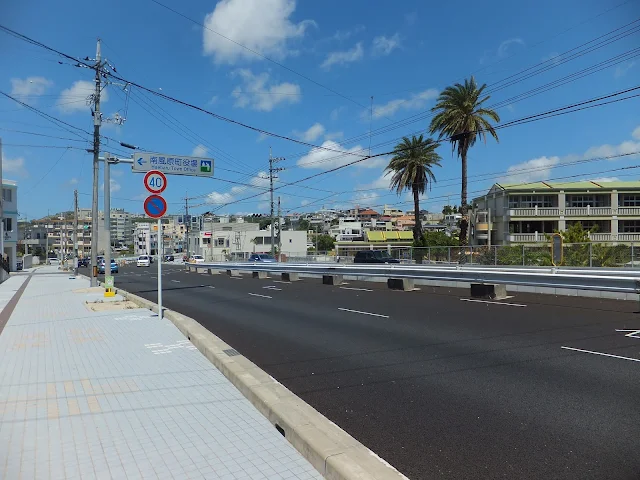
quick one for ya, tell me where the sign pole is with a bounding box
[157,217,163,320]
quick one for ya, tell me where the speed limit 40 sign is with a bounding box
[144,170,167,194]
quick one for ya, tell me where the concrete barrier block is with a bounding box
[281,272,299,282]
[470,283,507,300]
[252,271,268,279]
[322,275,343,286]
[387,278,415,291]
[226,269,241,277]
[208,268,220,275]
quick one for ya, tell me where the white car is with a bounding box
[137,255,151,267]
[189,255,205,264]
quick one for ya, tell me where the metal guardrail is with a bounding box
[190,262,640,294]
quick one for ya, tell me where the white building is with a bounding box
[134,223,156,255]
[471,180,640,245]
[2,180,18,270]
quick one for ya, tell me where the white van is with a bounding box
[137,255,151,267]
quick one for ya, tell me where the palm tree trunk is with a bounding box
[413,187,422,244]
[460,149,469,245]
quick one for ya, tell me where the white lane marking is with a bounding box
[338,307,389,318]
[616,329,640,339]
[171,280,180,283]
[150,276,157,279]
[460,298,526,307]
[263,286,282,291]
[230,277,243,280]
[206,286,216,289]
[340,287,373,292]
[272,280,291,284]
[248,293,272,299]
[561,346,640,363]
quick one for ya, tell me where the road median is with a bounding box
[118,285,409,480]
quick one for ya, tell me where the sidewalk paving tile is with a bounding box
[0,267,323,479]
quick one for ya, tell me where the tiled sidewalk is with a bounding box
[0,267,323,480]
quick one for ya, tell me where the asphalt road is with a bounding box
[104,264,640,479]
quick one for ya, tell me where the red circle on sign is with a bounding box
[144,195,167,218]
[144,170,167,194]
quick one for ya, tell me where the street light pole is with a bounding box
[104,153,111,282]
[90,39,103,286]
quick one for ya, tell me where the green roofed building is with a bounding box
[470,180,640,245]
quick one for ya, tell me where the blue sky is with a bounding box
[1,0,639,220]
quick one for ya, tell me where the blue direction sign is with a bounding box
[144,195,167,219]
[132,151,214,177]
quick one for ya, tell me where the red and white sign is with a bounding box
[144,170,167,194]
[203,231,212,237]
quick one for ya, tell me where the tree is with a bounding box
[259,218,271,230]
[297,219,310,231]
[316,234,335,252]
[430,76,500,244]
[386,135,442,244]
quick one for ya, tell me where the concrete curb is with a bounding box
[116,286,408,480]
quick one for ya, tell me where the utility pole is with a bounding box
[184,195,189,260]
[90,39,103,286]
[45,209,49,261]
[269,147,284,257]
[104,154,111,281]
[277,196,282,261]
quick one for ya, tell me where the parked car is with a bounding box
[164,254,175,262]
[78,258,89,268]
[248,254,276,263]
[137,255,151,267]
[189,255,205,264]
[47,257,59,265]
[98,259,118,274]
[354,250,400,264]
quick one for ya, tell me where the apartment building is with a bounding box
[470,181,640,245]
[2,180,18,270]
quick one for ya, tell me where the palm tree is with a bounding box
[386,135,442,244]
[429,76,500,244]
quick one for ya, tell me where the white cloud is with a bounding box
[481,38,524,64]
[320,42,363,70]
[615,61,636,78]
[503,156,560,184]
[69,178,79,185]
[231,69,301,111]
[2,157,28,178]
[330,106,346,121]
[497,38,524,58]
[295,123,325,142]
[206,191,234,204]
[57,80,108,113]
[370,88,439,119]
[100,179,121,193]
[324,131,343,141]
[360,173,391,191]
[633,126,640,141]
[583,139,640,159]
[297,141,382,170]
[591,177,620,183]
[202,0,313,64]
[10,77,52,101]
[300,199,310,206]
[353,191,378,204]
[192,144,208,157]
[372,34,401,56]
[330,25,365,42]
[257,132,269,142]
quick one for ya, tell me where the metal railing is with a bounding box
[188,261,640,294]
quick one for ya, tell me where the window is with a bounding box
[2,189,11,202]
[567,220,610,232]
[619,194,640,207]
[566,194,610,207]
[216,237,225,247]
[620,220,640,233]
[508,195,556,208]
[2,218,12,232]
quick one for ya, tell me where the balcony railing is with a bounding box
[507,233,545,243]
[588,233,613,242]
[565,206,612,216]
[618,207,640,216]
[617,233,640,241]
[509,207,559,217]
